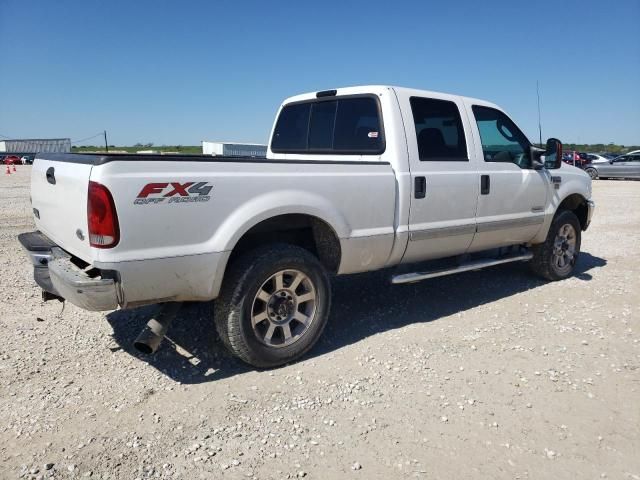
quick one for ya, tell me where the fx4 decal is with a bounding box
[134,182,213,205]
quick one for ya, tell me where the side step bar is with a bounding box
[391,252,533,285]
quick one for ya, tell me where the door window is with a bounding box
[409,97,468,161]
[472,106,531,168]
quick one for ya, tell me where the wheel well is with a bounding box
[228,214,341,273]
[558,194,588,230]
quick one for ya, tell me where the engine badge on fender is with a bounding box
[134,182,213,205]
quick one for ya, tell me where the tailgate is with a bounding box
[31,158,94,261]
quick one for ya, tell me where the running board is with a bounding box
[391,252,533,285]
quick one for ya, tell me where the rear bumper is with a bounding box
[19,231,230,310]
[19,231,120,311]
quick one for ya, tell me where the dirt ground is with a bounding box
[1,165,638,480]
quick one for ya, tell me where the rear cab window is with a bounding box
[271,96,385,155]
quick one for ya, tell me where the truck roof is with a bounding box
[280,85,501,110]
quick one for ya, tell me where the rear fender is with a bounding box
[209,190,350,254]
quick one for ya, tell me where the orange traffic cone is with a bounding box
[12,164,16,172]
[5,165,10,175]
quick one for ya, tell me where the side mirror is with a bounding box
[529,145,545,169]
[544,138,563,169]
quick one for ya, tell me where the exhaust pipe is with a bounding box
[133,302,182,355]
[42,290,65,303]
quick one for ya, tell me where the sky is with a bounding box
[0,0,639,147]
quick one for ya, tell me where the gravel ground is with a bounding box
[1,166,639,480]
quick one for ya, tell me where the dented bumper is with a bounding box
[19,231,120,311]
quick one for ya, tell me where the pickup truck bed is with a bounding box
[28,152,398,309]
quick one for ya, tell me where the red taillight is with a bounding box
[88,181,119,248]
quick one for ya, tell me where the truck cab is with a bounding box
[267,86,592,267]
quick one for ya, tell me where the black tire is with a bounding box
[214,243,331,368]
[530,210,581,281]
[585,167,598,180]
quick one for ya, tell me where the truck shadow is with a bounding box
[105,251,606,384]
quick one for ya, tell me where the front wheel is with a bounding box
[530,210,581,281]
[585,167,598,180]
[214,244,331,368]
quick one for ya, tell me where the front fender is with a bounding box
[531,165,591,244]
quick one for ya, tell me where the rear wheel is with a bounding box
[530,210,581,281]
[214,244,331,368]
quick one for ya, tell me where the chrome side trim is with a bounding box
[409,216,545,241]
[476,215,544,233]
[409,224,476,242]
[391,252,533,285]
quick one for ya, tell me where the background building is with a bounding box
[202,141,266,157]
[0,138,71,154]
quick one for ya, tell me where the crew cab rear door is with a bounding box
[396,93,479,264]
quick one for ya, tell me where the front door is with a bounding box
[466,104,550,252]
[399,94,479,264]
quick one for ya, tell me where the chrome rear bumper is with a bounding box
[19,231,120,311]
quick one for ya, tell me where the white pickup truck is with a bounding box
[20,85,594,367]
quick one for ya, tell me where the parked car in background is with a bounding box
[21,155,35,165]
[585,153,610,164]
[3,155,21,165]
[563,151,588,168]
[577,152,591,166]
[584,154,640,179]
[563,151,578,165]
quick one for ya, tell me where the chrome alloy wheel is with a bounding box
[552,223,577,273]
[251,269,317,348]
